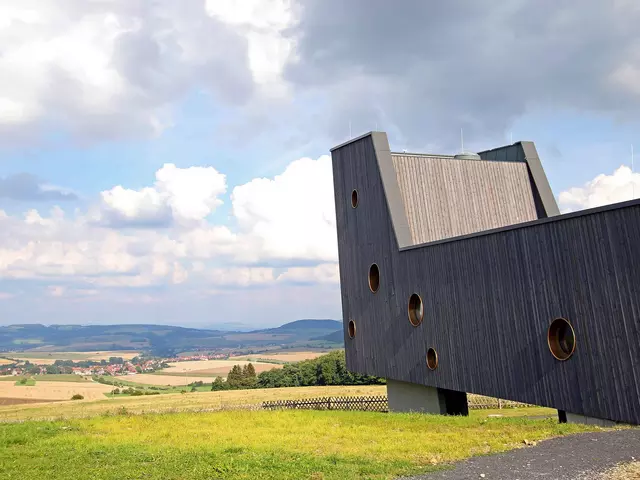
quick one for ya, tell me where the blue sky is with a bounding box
[0,1,638,328]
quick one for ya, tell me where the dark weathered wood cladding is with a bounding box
[332,133,640,425]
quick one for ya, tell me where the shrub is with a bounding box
[130,390,144,396]
[71,394,84,400]
[111,388,120,395]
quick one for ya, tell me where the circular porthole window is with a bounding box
[408,293,424,326]
[426,347,438,370]
[547,318,576,361]
[351,189,359,208]
[348,320,356,339]
[368,263,380,293]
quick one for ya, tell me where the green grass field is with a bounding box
[0,409,600,480]
[95,376,213,396]
[13,378,36,386]
[103,385,212,398]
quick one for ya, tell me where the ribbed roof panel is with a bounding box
[391,154,538,245]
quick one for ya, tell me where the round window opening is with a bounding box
[348,320,356,339]
[368,263,380,293]
[351,189,359,208]
[408,293,424,326]
[547,318,576,361]
[426,347,438,370]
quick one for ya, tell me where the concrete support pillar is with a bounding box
[386,379,468,415]
[558,410,617,427]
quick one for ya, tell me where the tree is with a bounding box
[226,365,243,388]
[243,363,258,388]
[211,376,227,391]
[241,363,257,388]
[255,351,386,389]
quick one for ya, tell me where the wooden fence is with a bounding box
[467,394,533,409]
[262,394,533,413]
[263,396,388,412]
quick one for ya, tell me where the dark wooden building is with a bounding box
[331,131,640,425]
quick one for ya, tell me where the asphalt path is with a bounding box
[404,429,639,480]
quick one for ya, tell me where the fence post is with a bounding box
[328,397,332,410]
[498,399,502,409]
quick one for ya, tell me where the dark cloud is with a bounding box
[284,0,640,151]
[0,173,77,201]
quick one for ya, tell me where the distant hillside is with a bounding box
[0,319,343,355]
[310,329,344,344]
[260,319,342,333]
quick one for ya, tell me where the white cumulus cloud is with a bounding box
[558,165,640,212]
[0,154,339,293]
[94,163,227,227]
[231,155,337,262]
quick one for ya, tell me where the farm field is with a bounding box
[0,385,388,421]
[0,380,112,404]
[0,358,13,365]
[231,350,331,362]
[128,374,220,386]
[156,359,283,377]
[0,408,599,479]
[0,375,91,383]
[3,350,139,364]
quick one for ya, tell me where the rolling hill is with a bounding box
[0,319,344,355]
[311,329,344,343]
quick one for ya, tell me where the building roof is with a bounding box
[332,132,560,249]
[391,153,538,244]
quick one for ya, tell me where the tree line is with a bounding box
[210,350,384,391]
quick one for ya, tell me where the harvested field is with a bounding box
[159,359,282,377]
[0,381,112,401]
[0,397,60,406]
[129,374,219,386]
[4,350,139,364]
[0,375,91,383]
[231,351,332,362]
[0,358,14,365]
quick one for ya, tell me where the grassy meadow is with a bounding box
[0,385,388,421]
[0,409,600,480]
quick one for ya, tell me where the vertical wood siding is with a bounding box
[332,135,640,425]
[392,154,538,244]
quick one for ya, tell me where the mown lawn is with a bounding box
[0,409,600,480]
